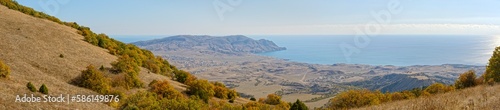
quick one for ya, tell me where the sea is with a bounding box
[111,35,500,66]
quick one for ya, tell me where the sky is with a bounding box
[16,0,500,35]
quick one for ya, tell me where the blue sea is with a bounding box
[111,35,499,66]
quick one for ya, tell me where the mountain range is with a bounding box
[133,35,286,55]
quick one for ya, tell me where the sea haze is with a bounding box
[111,35,499,66]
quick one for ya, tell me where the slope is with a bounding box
[0,4,116,109]
[0,3,253,109]
[355,84,500,110]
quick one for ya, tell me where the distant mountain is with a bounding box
[132,35,286,55]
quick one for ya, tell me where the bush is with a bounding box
[39,84,48,94]
[212,82,229,99]
[120,91,161,110]
[328,90,385,109]
[112,55,143,88]
[72,65,111,94]
[26,82,36,92]
[0,60,10,78]
[424,83,454,94]
[149,80,183,99]
[59,54,64,58]
[264,94,281,105]
[186,79,214,103]
[455,70,478,89]
[174,70,195,84]
[484,47,500,82]
[227,89,239,100]
[250,97,256,101]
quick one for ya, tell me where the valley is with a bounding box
[133,35,486,108]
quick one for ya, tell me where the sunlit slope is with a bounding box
[0,4,118,109]
[354,84,500,110]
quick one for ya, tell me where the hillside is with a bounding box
[354,84,500,110]
[0,2,254,109]
[0,4,116,109]
[133,35,286,55]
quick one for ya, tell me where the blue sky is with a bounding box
[17,0,500,35]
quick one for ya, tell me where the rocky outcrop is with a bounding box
[133,35,286,55]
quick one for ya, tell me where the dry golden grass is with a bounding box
[0,4,254,109]
[0,4,118,109]
[354,84,500,110]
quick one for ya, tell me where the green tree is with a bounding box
[290,99,308,110]
[484,47,500,83]
[39,84,48,94]
[72,65,111,94]
[455,70,478,89]
[26,82,36,92]
[0,60,10,78]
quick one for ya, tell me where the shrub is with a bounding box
[250,97,256,101]
[290,99,308,110]
[0,60,10,78]
[26,82,36,92]
[39,84,48,94]
[424,83,454,94]
[455,70,478,89]
[227,89,239,100]
[99,65,105,71]
[484,47,500,82]
[112,55,143,88]
[174,70,194,83]
[149,80,183,99]
[264,94,281,105]
[120,91,161,110]
[72,65,111,94]
[213,82,229,99]
[328,89,386,109]
[112,55,140,74]
[59,54,64,58]
[186,79,214,103]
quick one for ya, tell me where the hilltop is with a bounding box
[133,35,286,55]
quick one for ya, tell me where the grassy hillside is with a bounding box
[354,84,500,110]
[0,3,116,109]
[0,0,300,109]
